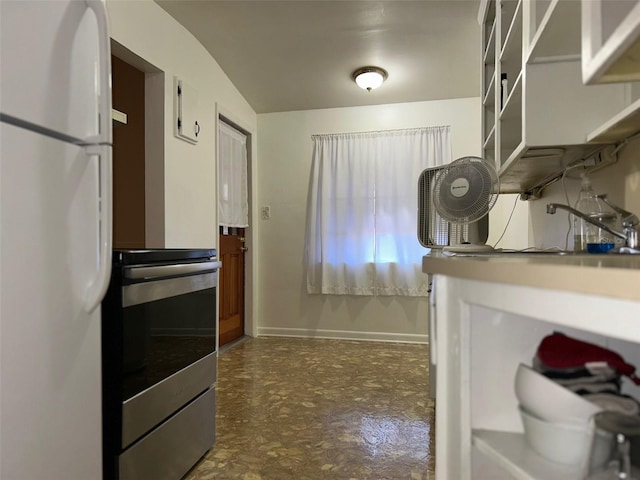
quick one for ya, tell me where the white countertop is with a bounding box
[422,251,640,302]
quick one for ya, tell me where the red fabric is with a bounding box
[538,332,640,385]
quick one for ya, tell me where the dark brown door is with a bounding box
[112,56,145,248]
[219,227,245,347]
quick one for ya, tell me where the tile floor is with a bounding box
[183,337,435,480]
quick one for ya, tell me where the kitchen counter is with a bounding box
[422,252,640,302]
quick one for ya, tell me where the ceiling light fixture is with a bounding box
[352,66,388,92]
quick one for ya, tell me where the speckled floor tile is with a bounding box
[183,337,435,480]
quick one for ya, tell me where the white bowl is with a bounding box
[519,406,613,467]
[514,363,602,424]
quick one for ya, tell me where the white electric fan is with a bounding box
[431,156,500,253]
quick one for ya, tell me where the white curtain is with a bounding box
[305,126,451,296]
[218,121,249,227]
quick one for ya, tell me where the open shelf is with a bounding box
[530,0,552,38]
[478,0,628,195]
[484,72,496,106]
[500,70,522,119]
[587,97,640,143]
[484,18,497,64]
[582,0,640,84]
[484,124,496,150]
[472,444,515,480]
[473,430,584,480]
[500,0,523,63]
[499,140,526,174]
[500,0,521,44]
[527,0,581,63]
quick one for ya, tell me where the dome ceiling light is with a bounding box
[352,66,388,92]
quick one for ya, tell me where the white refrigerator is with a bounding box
[0,1,113,478]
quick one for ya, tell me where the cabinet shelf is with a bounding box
[484,19,497,64]
[484,72,496,106]
[484,124,496,150]
[499,70,522,119]
[500,0,522,63]
[500,0,520,44]
[527,0,581,64]
[582,0,640,84]
[587,97,640,143]
[473,430,584,480]
[499,140,525,175]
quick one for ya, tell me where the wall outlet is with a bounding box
[261,205,271,220]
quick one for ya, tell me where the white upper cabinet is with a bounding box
[480,0,638,197]
[582,0,640,84]
[581,0,640,146]
[174,77,200,144]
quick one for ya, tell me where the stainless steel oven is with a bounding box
[102,249,220,480]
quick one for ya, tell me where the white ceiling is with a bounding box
[155,0,481,114]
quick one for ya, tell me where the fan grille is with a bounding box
[417,166,487,248]
[432,157,499,223]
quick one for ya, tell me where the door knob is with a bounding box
[240,246,248,252]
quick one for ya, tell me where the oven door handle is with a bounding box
[125,260,222,281]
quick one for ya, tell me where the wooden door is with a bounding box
[112,56,145,248]
[219,227,245,347]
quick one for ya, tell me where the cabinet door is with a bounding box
[175,78,200,144]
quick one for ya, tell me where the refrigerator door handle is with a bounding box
[85,0,113,146]
[84,144,113,312]
[83,0,113,312]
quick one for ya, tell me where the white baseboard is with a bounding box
[256,327,428,344]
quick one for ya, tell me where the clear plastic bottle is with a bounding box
[573,174,614,253]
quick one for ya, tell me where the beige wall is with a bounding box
[256,98,481,342]
[487,194,531,250]
[106,0,257,248]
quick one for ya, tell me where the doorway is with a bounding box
[218,118,251,348]
[110,40,165,248]
[111,55,145,248]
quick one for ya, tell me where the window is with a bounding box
[218,120,248,228]
[305,126,451,296]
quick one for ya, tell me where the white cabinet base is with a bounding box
[431,273,640,480]
[473,430,583,480]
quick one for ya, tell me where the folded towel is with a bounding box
[566,382,620,396]
[533,356,622,393]
[533,355,619,380]
[536,332,640,385]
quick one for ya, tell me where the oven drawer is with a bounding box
[119,387,216,480]
[122,352,217,448]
